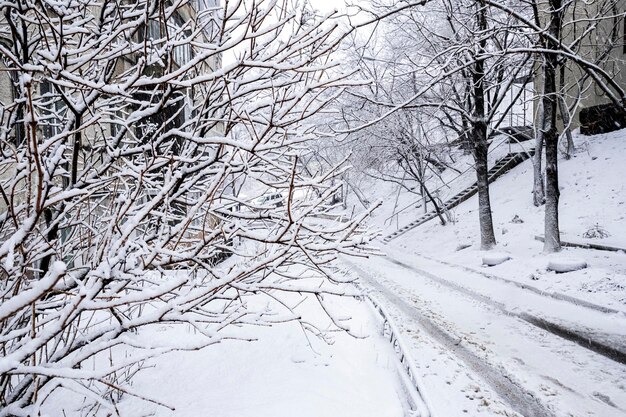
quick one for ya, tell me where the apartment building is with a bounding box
[0,0,222,184]
[0,0,221,146]
[0,1,225,267]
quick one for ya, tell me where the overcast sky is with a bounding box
[221,0,361,64]
[310,0,347,13]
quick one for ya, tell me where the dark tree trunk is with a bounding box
[533,82,546,207]
[533,137,546,206]
[542,0,563,253]
[420,181,447,225]
[473,135,496,249]
[558,64,574,159]
[472,0,496,250]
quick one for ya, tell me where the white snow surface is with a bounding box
[345,254,626,417]
[333,128,626,416]
[42,289,406,417]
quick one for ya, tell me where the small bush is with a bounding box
[582,224,610,239]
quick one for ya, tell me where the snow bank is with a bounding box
[482,252,511,266]
[42,291,406,417]
[547,257,588,273]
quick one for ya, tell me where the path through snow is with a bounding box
[343,254,626,417]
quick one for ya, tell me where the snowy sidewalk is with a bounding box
[344,254,626,417]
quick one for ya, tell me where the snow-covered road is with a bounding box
[344,253,626,417]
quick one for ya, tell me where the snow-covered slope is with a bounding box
[386,128,626,310]
[344,128,626,417]
[354,135,532,234]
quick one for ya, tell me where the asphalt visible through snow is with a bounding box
[345,254,626,417]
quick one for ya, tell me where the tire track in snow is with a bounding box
[346,259,556,417]
[385,257,626,365]
[412,252,624,316]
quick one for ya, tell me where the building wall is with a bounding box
[534,0,626,130]
[0,2,223,215]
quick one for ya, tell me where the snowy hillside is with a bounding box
[350,136,523,232]
[342,128,626,417]
[381,129,626,309]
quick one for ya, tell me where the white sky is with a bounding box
[310,0,347,14]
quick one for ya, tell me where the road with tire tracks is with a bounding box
[344,253,626,417]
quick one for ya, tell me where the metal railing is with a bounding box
[364,292,433,417]
[384,137,513,227]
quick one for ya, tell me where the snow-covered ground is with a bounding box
[344,254,626,417]
[344,128,626,311]
[38,130,626,417]
[334,128,626,417]
[41,289,408,417]
[388,129,626,310]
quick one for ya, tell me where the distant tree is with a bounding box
[327,48,455,224]
[338,0,533,249]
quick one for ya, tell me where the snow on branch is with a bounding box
[0,0,374,414]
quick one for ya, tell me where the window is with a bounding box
[170,13,194,67]
[196,0,219,12]
[40,80,66,139]
[147,20,162,41]
[173,43,193,67]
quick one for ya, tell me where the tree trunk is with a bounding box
[542,0,563,253]
[558,64,574,159]
[474,138,496,249]
[420,181,447,225]
[533,86,546,206]
[544,125,561,252]
[472,0,496,250]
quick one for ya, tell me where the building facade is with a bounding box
[535,0,626,134]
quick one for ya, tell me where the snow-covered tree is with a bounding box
[329,49,455,224]
[336,0,533,249]
[335,0,625,252]
[0,0,375,413]
[520,0,626,252]
[474,0,626,251]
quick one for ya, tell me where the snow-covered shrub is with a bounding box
[547,258,588,273]
[582,224,610,239]
[0,1,372,414]
[482,253,511,266]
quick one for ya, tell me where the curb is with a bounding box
[359,287,433,417]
